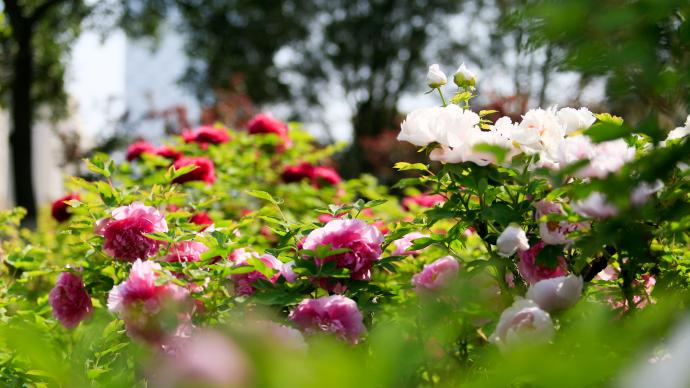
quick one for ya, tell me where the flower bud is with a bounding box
[496,224,529,257]
[426,64,447,88]
[453,63,477,88]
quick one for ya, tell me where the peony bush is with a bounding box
[1,63,690,387]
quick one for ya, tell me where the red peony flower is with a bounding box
[51,193,80,223]
[247,113,291,151]
[189,212,213,230]
[49,272,93,329]
[155,146,184,161]
[311,166,341,187]
[182,125,230,149]
[281,162,315,183]
[127,140,157,161]
[173,157,216,185]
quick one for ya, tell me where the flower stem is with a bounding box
[437,88,447,107]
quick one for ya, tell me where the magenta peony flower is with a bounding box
[302,219,384,285]
[517,241,568,285]
[289,295,366,344]
[97,202,168,262]
[181,125,230,149]
[411,255,460,293]
[247,113,292,151]
[163,241,209,263]
[229,249,296,296]
[392,232,429,256]
[49,272,93,329]
[311,166,341,187]
[108,259,191,343]
[172,156,216,185]
[402,193,446,211]
[51,193,80,223]
[126,140,157,161]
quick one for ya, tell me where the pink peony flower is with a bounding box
[402,193,446,211]
[163,241,209,263]
[181,125,230,148]
[97,202,168,262]
[392,232,429,256]
[108,259,191,343]
[289,295,366,344]
[411,255,460,293]
[172,157,216,185]
[49,272,93,329]
[311,166,341,187]
[517,241,568,285]
[189,212,214,230]
[51,193,80,223]
[302,219,384,285]
[247,113,292,151]
[149,330,251,387]
[229,249,296,296]
[126,140,156,161]
[535,200,585,245]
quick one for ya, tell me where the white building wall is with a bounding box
[0,110,11,209]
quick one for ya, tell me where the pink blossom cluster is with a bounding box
[96,202,169,262]
[108,259,192,343]
[229,249,296,296]
[49,272,93,328]
[302,219,384,287]
[289,295,366,344]
[181,125,231,149]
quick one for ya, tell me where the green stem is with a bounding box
[437,88,447,107]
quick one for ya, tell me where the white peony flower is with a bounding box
[557,107,596,134]
[496,224,530,257]
[526,275,583,312]
[398,106,442,147]
[572,192,618,219]
[453,62,477,88]
[489,299,555,351]
[511,107,565,165]
[557,136,635,178]
[630,180,664,206]
[426,64,447,88]
[398,105,480,148]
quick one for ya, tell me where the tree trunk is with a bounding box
[9,29,37,225]
[341,100,397,180]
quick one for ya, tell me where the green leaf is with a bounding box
[393,162,430,173]
[246,190,282,205]
[584,121,631,143]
